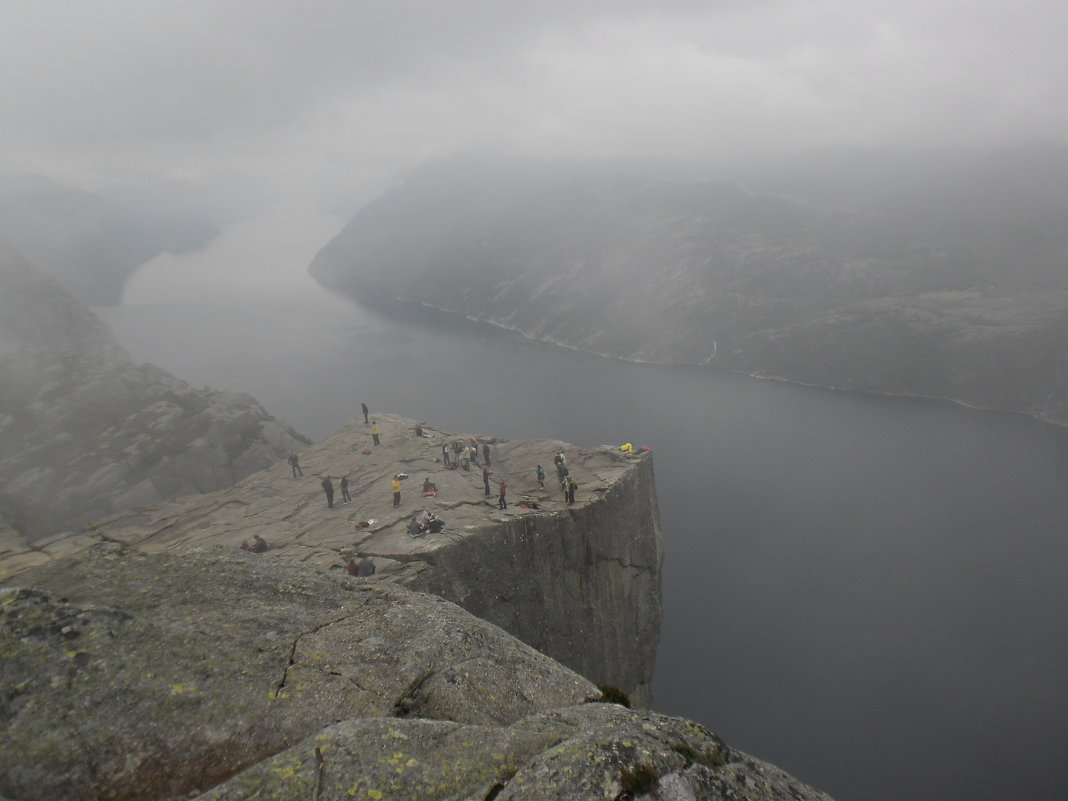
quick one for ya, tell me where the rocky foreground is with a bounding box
[0,414,835,801]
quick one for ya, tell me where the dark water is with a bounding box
[97,212,1068,801]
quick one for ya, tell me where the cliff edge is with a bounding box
[0,413,837,801]
[1,413,662,706]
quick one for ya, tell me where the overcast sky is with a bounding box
[2,0,1066,214]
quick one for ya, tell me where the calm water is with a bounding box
[97,209,1068,801]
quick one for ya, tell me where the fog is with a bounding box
[3,1,1068,216]
[6,4,1068,798]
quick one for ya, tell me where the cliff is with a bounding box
[1,543,831,801]
[307,153,1068,426]
[0,413,836,800]
[0,244,310,543]
[0,413,661,706]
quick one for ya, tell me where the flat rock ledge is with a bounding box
[0,413,663,707]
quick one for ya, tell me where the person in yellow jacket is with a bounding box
[372,421,381,447]
[620,442,634,453]
[391,475,401,507]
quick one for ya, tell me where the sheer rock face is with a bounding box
[403,453,663,706]
[0,245,309,543]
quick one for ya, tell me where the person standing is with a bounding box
[340,476,352,504]
[536,464,545,489]
[321,476,335,508]
[483,466,491,496]
[566,476,577,505]
[289,454,303,478]
[498,479,507,510]
[461,445,470,471]
[470,439,479,465]
[441,442,451,467]
[391,475,401,507]
[482,443,491,467]
[361,402,369,424]
[372,421,380,447]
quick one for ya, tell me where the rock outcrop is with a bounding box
[308,152,1068,426]
[0,414,661,707]
[0,242,310,544]
[0,414,836,800]
[1,544,831,801]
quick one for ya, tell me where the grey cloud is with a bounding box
[2,0,1066,209]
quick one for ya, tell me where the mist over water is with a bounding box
[97,211,1068,801]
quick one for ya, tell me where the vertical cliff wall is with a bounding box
[403,454,663,706]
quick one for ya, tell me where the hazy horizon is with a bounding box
[3,1,1068,220]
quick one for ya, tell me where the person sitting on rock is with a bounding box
[409,514,425,537]
[422,477,437,495]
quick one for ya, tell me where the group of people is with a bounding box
[346,555,376,576]
[409,508,444,537]
[442,438,492,472]
[287,410,600,584]
[318,474,353,508]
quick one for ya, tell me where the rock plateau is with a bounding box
[1,413,835,801]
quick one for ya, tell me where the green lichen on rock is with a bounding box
[199,703,831,801]
[0,543,596,801]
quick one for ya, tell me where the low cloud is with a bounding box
[2,0,1066,211]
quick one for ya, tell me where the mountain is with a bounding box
[308,150,1068,425]
[0,175,217,305]
[0,242,309,543]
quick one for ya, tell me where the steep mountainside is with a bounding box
[309,152,1068,425]
[0,175,216,305]
[0,243,309,543]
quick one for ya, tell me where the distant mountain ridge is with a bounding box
[0,242,309,543]
[0,175,217,305]
[309,151,1068,425]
